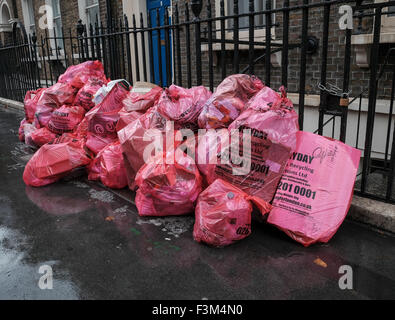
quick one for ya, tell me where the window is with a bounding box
[215,0,275,45]
[26,0,35,35]
[227,0,267,30]
[86,0,100,27]
[21,0,35,36]
[51,0,64,49]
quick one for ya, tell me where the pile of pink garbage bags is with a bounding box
[18,60,361,247]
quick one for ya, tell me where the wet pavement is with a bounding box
[0,107,395,300]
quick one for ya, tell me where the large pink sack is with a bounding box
[267,131,361,247]
[47,105,86,135]
[58,60,107,89]
[85,81,129,154]
[34,82,78,128]
[24,88,45,123]
[158,85,212,131]
[135,152,202,217]
[194,179,271,247]
[74,78,107,111]
[198,74,263,129]
[118,106,169,190]
[122,85,162,113]
[88,141,127,189]
[198,88,299,203]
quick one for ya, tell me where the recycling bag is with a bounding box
[267,131,361,247]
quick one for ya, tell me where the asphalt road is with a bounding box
[0,107,394,300]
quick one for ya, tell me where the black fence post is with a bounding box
[361,6,383,194]
[191,0,203,86]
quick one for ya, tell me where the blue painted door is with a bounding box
[147,0,172,87]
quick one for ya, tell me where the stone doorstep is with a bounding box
[1,99,395,235]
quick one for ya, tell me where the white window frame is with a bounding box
[21,0,35,36]
[379,0,395,33]
[214,0,276,49]
[78,0,100,31]
[42,0,64,57]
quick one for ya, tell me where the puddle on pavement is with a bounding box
[0,226,79,299]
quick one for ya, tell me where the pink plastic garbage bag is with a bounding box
[47,105,86,135]
[118,106,169,189]
[199,88,299,203]
[58,60,107,89]
[18,119,28,142]
[267,131,361,247]
[198,74,263,129]
[31,127,58,147]
[88,141,128,189]
[122,84,162,113]
[193,179,271,247]
[158,85,212,130]
[135,152,203,217]
[24,88,45,123]
[74,78,107,111]
[23,138,91,187]
[85,80,129,154]
[34,82,78,128]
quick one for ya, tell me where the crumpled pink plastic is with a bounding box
[47,105,86,135]
[116,109,144,132]
[24,88,46,123]
[135,152,202,216]
[122,86,162,113]
[268,131,361,247]
[34,82,78,128]
[194,179,271,247]
[74,78,107,111]
[30,127,58,147]
[23,138,91,187]
[85,81,129,154]
[88,141,128,189]
[158,85,212,130]
[118,106,169,189]
[198,74,264,129]
[198,87,299,203]
[18,118,28,142]
[58,60,107,89]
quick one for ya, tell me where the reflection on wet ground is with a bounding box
[1,108,395,299]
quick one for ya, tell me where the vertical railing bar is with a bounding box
[124,15,133,85]
[265,0,272,86]
[207,0,214,92]
[133,14,141,82]
[220,0,226,80]
[157,8,163,87]
[119,18,126,80]
[340,26,352,143]
[175,4,182,86]
[185,4,192,88]
[233,0,239,74]
[164,7,172,87]
[281,0,289,87]
[147,11,155,84]
[248,0,255,75]
[361,7,382,194]
[298,0,309,130]
[140,12,148,82]
[386,67,395,201]
[318,0,330,135]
